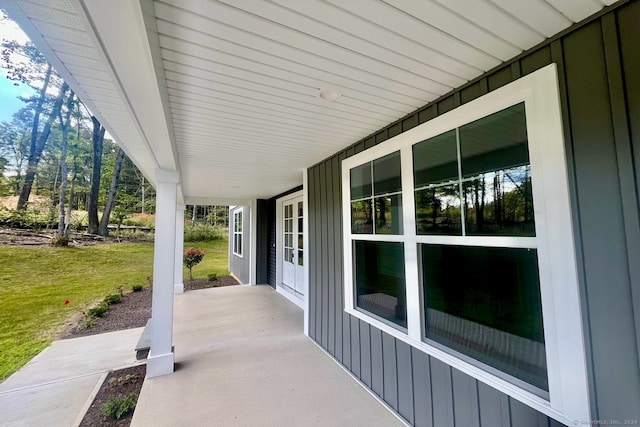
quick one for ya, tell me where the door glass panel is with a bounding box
[298,250,303,266]
[298,234,303,249]
[298,201,303,217]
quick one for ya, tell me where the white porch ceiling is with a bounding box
[1,0,615,203]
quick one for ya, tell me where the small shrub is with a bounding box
[51,235,69,246]
[104,294,122,305]
[100,393,138,420]
[132,284,144,292]
[87,302,108,318]
[114,285,124,297]
[207,273,218,282]
[183,248,205,280]
[82,318,95,329]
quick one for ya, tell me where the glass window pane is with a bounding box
[298,234,303,249]
[298,250,303,266]
[351,163,372,200]
[298,218,303,234]
[237,239,242,255]
[351,200,373,234]
[298,201,303,217]
[463,165,535,236]
[415,184,462,235]
[354,241,407,328]
[460,103,529,178]
[373,151,402,195]
[413,130,458,188]
[374,195,403,235]
[421,244,547,391]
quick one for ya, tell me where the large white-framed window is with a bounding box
[341,65,590,424]
[233,209,243,257]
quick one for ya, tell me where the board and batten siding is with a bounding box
[306,2,640,425]
[228,206,250,284]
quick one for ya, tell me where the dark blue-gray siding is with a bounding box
[306,2,640,425]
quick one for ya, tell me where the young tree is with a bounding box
[87,116,105,234]
[183,248,205,281]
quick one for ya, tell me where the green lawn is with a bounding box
[0,238,228,381]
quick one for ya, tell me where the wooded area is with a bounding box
[0,35,228,237]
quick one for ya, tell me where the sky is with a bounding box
[0,11,35,123]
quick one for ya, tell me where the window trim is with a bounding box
[232,209,243,258]
[341,65,589,424]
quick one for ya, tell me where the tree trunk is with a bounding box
[141,176,145,214]
[98,148,125,236]
[17,68,60,211]
[87,116,105,235]
[57,91,75,236]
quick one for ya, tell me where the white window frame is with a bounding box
[233,209,243,258]
[341,65,590,424]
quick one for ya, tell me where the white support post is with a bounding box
[147,168,179,378]
[174,204,185,294]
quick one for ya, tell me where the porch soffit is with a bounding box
[0,0,615,202]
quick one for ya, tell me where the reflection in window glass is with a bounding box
[373,151,402,195]
[413,130,458,187]
[354,241,406,328]
[350,163,372,199]
[463,165,535,236]
[412,103,534,238]
[415,184,462,235]
[460,103,529,178]
[350,151,403,235]
[351,200,373,234]
[374,195,403,234]
[422,244,547,391]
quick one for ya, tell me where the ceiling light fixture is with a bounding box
[316,87,342,102]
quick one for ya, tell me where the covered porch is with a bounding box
[132,284,404,426]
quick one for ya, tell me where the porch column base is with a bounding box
[147,351,175,378]
[174,283,184,294]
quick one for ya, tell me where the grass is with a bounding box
[0,238,228,382]
[182,239,229,279]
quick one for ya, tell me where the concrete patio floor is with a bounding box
[132,285,405,427]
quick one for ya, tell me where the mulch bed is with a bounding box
[184,275,240,291]
[79,364,146,427]
[58,276,239,339]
